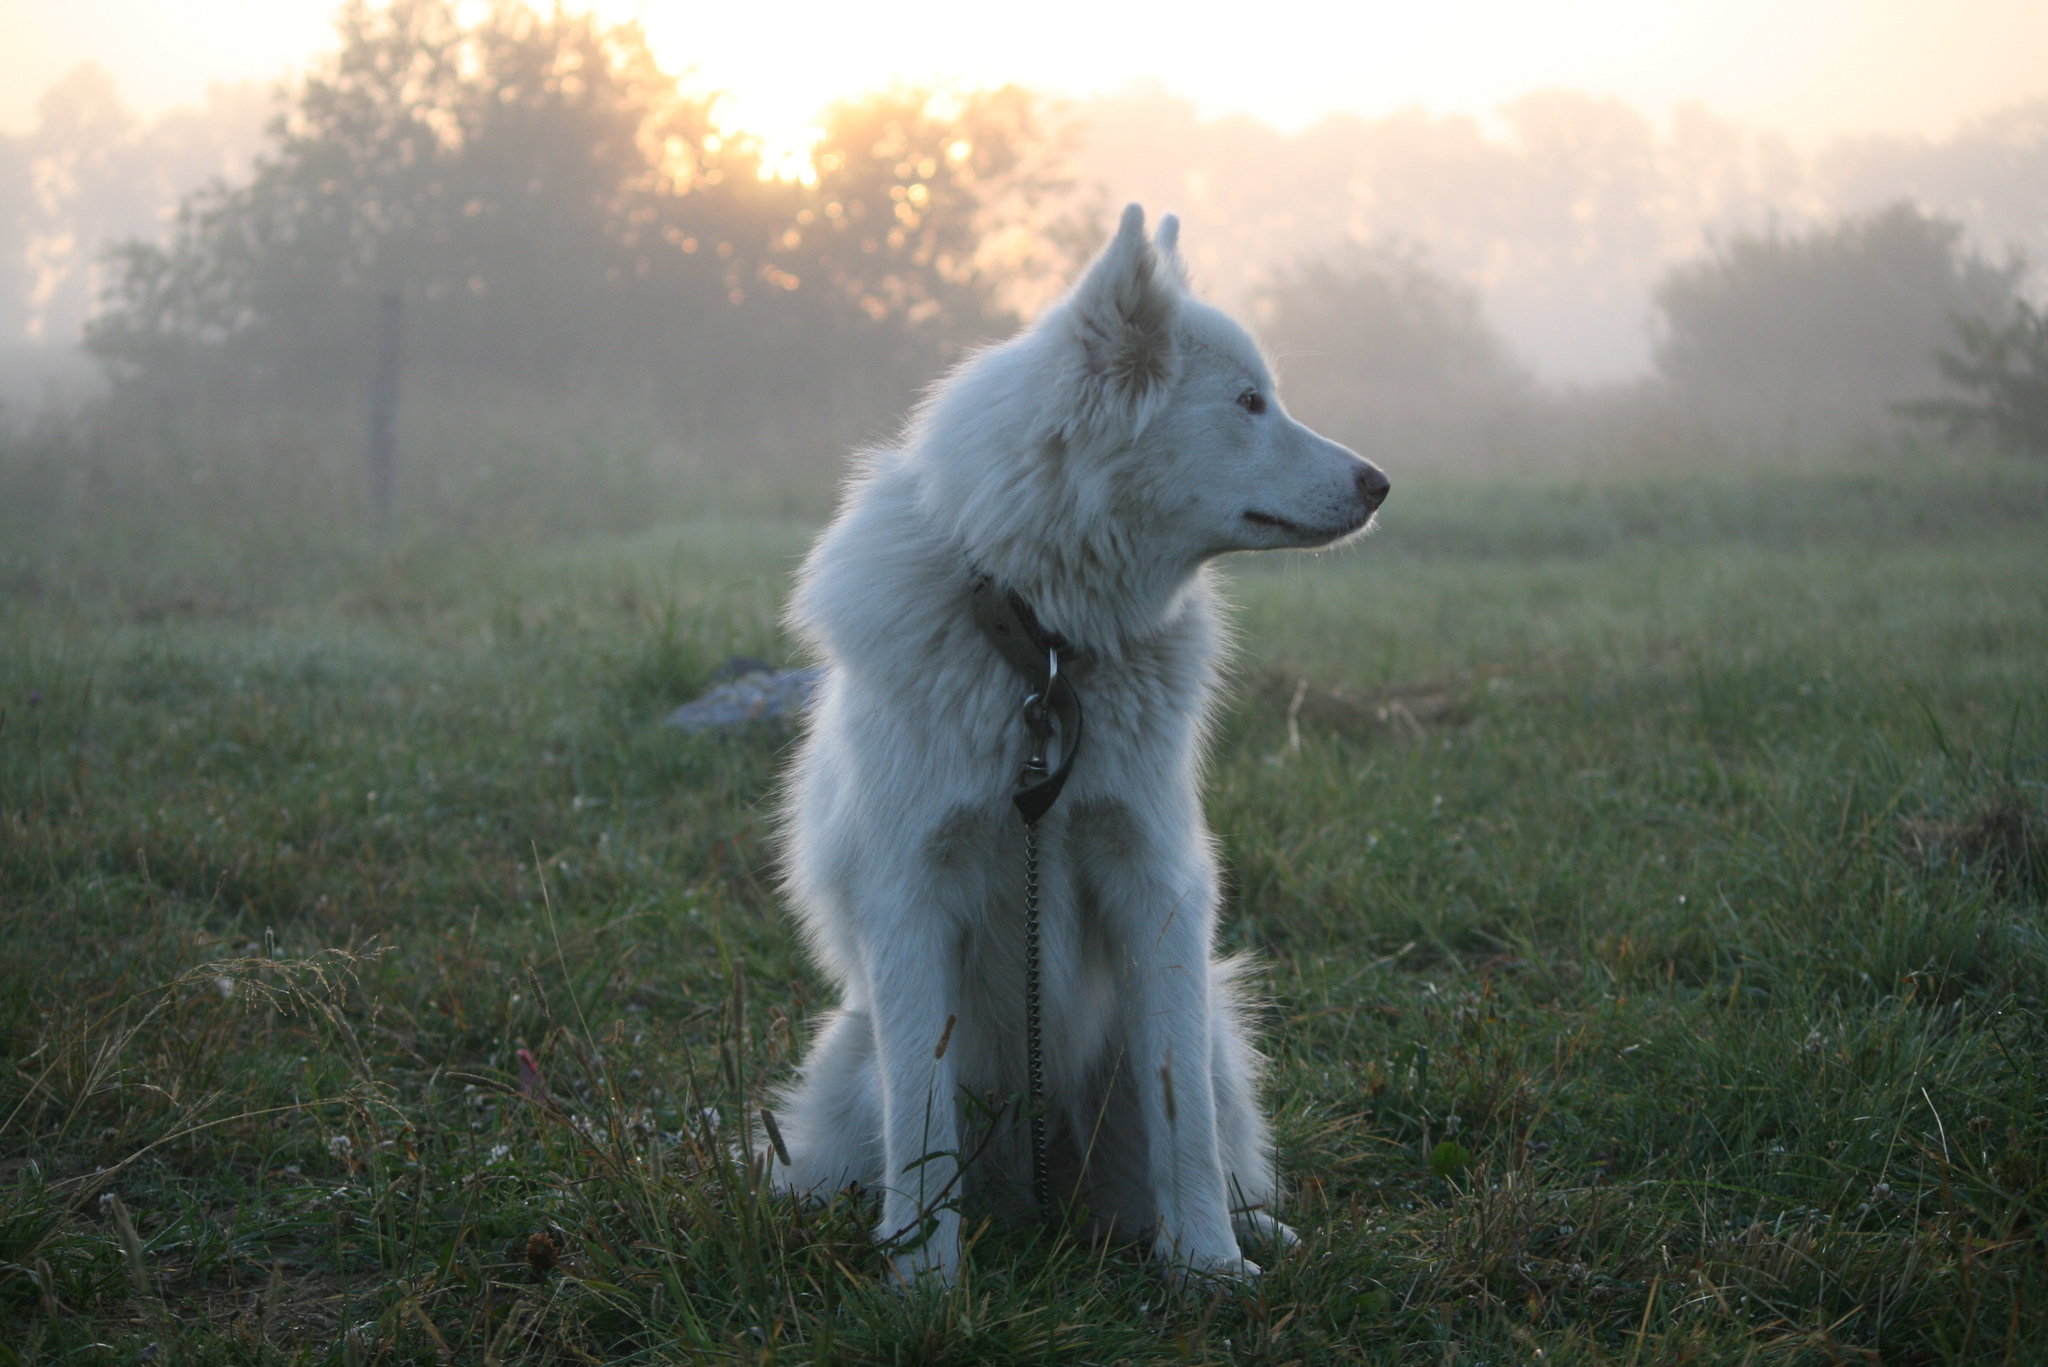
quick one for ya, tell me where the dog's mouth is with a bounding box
[1243,507,1371,542]
[1242,509,1307,534]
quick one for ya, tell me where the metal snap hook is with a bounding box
[1022,691,1053,740]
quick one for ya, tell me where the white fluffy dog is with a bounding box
[767,205,1389,1284]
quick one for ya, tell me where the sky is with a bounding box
[4,0,2046,158]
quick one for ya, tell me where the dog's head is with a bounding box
[1047,205,1389,557]
[908,205,1388,634]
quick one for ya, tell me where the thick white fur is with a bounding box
[767,205,1388,1284]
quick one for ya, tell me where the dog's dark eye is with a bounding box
[1236,389,1266,415]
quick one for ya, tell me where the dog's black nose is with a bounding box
[1356,462,1390,512]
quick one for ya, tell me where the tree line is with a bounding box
[81,0,1084,457]
[1254,203,2042,465]
[9,0,2042,497]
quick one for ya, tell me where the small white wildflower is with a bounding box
[328,1134,353,1160]
[488,1144,511,1164]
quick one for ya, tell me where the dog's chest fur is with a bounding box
[910,606,1220,1096]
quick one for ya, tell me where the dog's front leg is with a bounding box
[1121,870,1255,1278]
[862,910,965,1286]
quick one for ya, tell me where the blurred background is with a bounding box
[1,0,2044,553]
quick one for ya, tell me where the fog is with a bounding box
[0,68,268,387]
[1072,86,2047,383]
[1,0,2043,546]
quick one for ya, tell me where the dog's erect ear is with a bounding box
[1154,213,1190,288]
[1060,203,1184,436]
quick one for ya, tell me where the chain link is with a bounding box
[1023,818,1049,1214]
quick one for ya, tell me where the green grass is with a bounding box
[1,440,2045,1364]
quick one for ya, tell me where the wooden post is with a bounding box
[367,289,402,533]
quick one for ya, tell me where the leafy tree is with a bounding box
[1,65,267,353]
[796,87,1075,340]
[1653,202,2021,437]
[82,0,1079,451]
[88,0,760,392]
[1899,299,2048,456]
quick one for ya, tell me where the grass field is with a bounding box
[2,440,2045,1364]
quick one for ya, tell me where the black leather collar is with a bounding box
[967,571,1087,823]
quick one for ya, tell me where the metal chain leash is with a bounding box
[1022,819,1049,1214]
[1018,667,1056,1215]
[968,572,1084,1221]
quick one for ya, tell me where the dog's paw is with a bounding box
[1168,1254,1262,1292]
[887,1248,959,1291]
[883,1218,962,1291]
[1231,1209,1300,1255]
